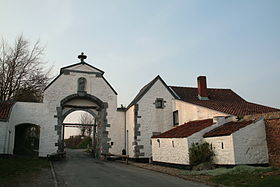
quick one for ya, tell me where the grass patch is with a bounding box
[212,171,280,187]
[181,165,280,186]
[0,157,50,185]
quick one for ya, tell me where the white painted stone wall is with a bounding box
[0,121,9,154]
[5,102,57,156]
[233,119,268,164]
[151,117,231,165]
[125,105,135,157]
[173,99,228,124]
[0,63,122,157]
[204,135,236,165]
[152,138,189,165]
[43,65,119,156]
[109,110,125,155]
[137,79,175,158]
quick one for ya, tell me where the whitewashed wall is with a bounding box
[137,79,175,158]
[233,119,268,164]
[152,138,189,164]
[43,65,119,156]
[204,135,236,165]
[0,121,9,154]
[109,110,125,154]
[1,63,121,157]
[6,102,57,156]
[125,105,135,157]
[173,100,228,124]
[151,117,231,165]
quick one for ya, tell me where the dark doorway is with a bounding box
[14,124,40,156]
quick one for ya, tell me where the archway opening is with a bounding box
[63,110,97,156]
[14,124,40,157]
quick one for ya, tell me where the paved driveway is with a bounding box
[53,149,207,187]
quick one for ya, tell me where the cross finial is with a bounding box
[78,52,87,62]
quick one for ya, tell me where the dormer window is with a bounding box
[78,77,87,92]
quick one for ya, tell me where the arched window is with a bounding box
[78,77,87,92]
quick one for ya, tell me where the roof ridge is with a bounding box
[126,75,178,109]
[169,85,232,90]
[203,120,254,138]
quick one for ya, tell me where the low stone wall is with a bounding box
[244,112,280,167]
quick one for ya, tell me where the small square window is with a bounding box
[155,98,164,109]
[111,142,114,146]
[173,110,179,126]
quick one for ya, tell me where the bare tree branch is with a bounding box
[79,112,95,136]
[0,35,52,102]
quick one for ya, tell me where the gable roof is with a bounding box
[45,62,118,95]
[203,120,254,138]
[0,101,16,121]
[152,119,214,138]
[60,61,105,74]
[126,75,178,109]
[170,86,280,117]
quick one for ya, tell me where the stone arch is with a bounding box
[62,108,98,121]
[14,123,40,156]
[60,93,104,108]
[56,93,110,158]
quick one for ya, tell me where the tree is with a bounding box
[79,112,95,136]
[0,35,52,102]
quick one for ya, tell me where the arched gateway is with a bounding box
[57,93,109,157]
[0,53,125,158]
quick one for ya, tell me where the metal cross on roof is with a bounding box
[78,52,87,62]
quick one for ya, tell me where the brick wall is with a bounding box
[244,112,280,167]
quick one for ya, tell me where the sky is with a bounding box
[1,0,280,108]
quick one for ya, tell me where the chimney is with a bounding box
[197,76,208,100]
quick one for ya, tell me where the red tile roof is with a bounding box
[203,120,254,138]
[0,101,15,121]
[152,119,213,138]
[170,86,280,117]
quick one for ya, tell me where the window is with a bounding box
[172,141,174,147]
[173,110,179,126]
[78,77,87,92]
[155,98,164,109]
[221,142,224,149]
[111,142,114,146]
[157,139,160,147]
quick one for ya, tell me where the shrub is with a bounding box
[189,142,214,166]
[77,137,92,149]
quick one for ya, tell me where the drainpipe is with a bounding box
[126,130,129,156]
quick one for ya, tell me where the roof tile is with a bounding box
[170,86,279,117]
[203,120,253,138]
[152,119,213,138]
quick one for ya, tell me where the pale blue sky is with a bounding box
[1,0,280,108]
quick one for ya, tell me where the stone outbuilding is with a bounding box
[203,118,268,165]
[152,117,269,166]
[151,117,232,165]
